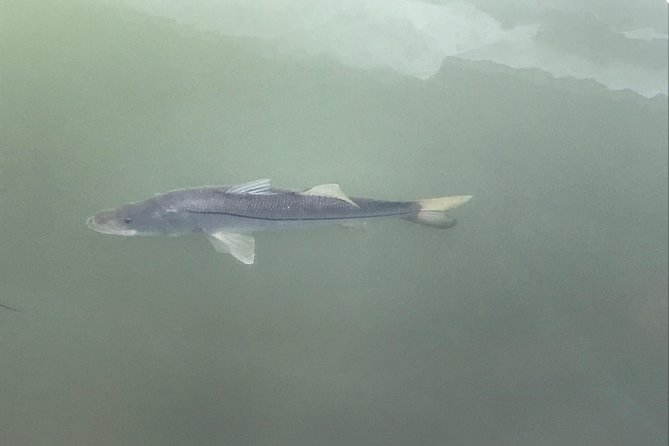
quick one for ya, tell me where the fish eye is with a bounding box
[122,218,133,225]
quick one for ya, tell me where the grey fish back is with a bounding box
[161,187,418,221]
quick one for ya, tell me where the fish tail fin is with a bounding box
[404,195,472,228]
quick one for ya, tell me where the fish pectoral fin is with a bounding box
[226,178,272,195]
[208,232,256,265]
[301,183,359,207]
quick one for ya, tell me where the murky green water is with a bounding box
[1,1,667,445]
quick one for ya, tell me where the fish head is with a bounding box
[87,200,169,236]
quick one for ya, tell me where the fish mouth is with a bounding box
[86,215,138,236]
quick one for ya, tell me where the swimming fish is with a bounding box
[87,179,471,264]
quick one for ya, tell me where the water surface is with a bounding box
[1,1,667,445]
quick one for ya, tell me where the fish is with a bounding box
[87,179,471,264]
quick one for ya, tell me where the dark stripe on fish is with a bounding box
[184,210,412,221]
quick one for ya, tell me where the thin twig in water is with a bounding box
[0,303,20,312]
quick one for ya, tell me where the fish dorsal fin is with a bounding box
[301,183,359,207]
[226,178,271,195]
[208,232,256,264]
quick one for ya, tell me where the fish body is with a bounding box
[87,179,471,264]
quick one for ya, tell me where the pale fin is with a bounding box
[226,178,271,195]
[208,232,256,264]
[338,222,367,231]
[406,195,472,228]
[418,195,472,211]
[301,183,359,207]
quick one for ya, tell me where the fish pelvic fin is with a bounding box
[405,195,472,228]
[208,232,256,264]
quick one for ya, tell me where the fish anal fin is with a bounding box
[302,183,359,207]
[208,232,256,264]
[338,222,367,231]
